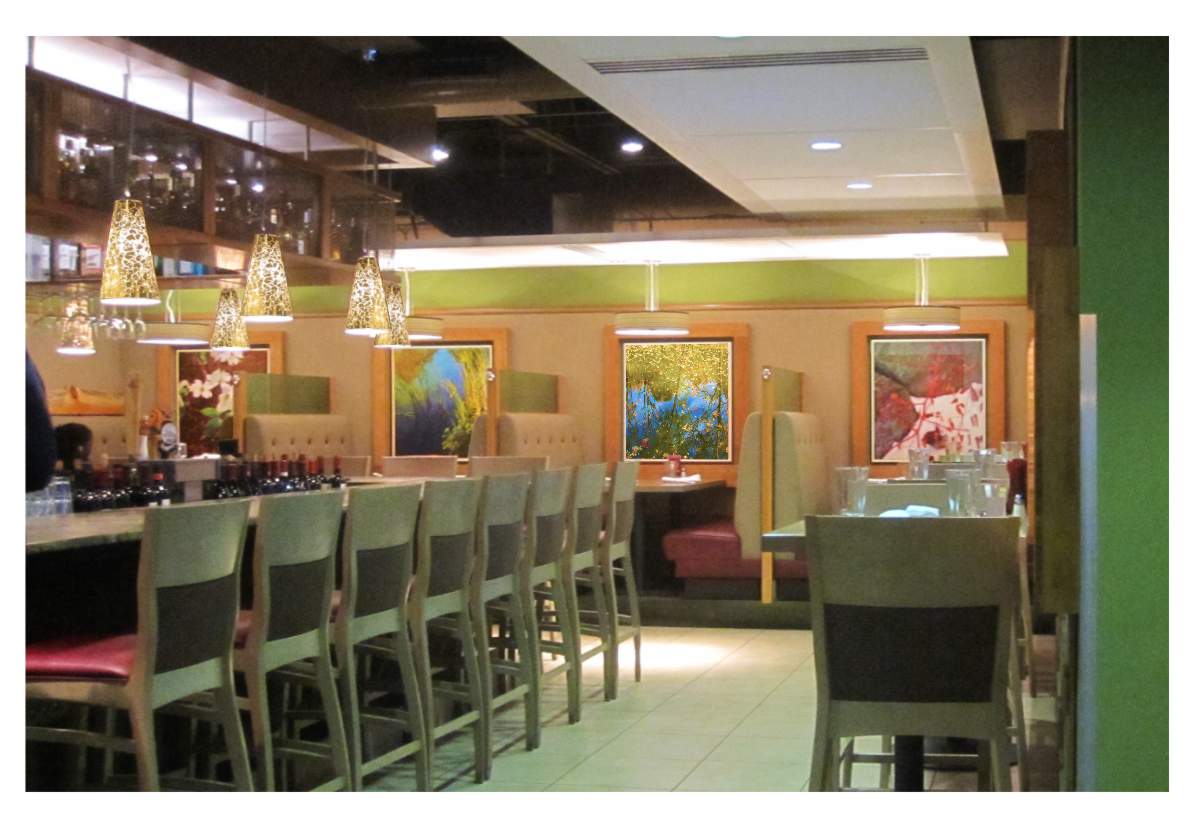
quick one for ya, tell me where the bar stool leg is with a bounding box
[809,705,831,792]
[101,707,116,785]
[620,554,643,683]
[470,593,494,782]
[601,561,621,700]
[394,622,433,791]
[411,617,438,781]
[314,650,352,790]
[215,666,254,791]
[128,698,160,792]
[71,704,89,789]
[587,563,617,701]
[337,641,363,791]
[246,669,276,792]
[456,608,488,783]
[554,571,582,724]
[509,590,540,750]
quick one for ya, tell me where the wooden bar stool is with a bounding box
[522,467,581,722]
[26,500,254,791]
[405,477,489,784]
[598,460,642,699]
[234,490,351,792]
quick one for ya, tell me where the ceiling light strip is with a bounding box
[589,48,928,74]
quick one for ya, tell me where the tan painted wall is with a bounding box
[28,304,1027,468]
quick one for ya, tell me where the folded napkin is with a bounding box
[878,505,941,518]
[661,474,703,483]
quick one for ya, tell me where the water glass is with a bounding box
[946,469,980,517]
[1001,440,1025,462]
[834,466,869,516]
[50,476,73,515]
[907,448,932,480]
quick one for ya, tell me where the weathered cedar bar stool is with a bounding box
[25,500,254,791]
[233,490,351,791]
[405,477,489,784]
[598,460,642,699]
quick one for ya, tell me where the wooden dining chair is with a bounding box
[26,500,254,791]
[805,515,1020,792]
[598,460,642,699]
[405,477,489,784]
[233,490,351,792]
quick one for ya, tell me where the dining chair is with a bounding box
[233,490,351,792]
[598,460,642,699]
[468,456,549,477]
[405,477,489,784]
[26,500,254,791]
[520,468,578,722]
[380,455,458,479]
[805,515,1020,792]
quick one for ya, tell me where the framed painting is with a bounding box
[47,385,125,416]
[371,328,511,466]
[390,344,492,458]
[851,321,1006,477]
[604,323,749,485]
[622,340,733,462]
[156,332,284,455]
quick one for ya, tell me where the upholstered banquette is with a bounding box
[468,413,584,469]
[662,412,829,586]
[243,414,371,476]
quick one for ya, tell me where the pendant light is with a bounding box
[241,110,292,323]
[345,254,389,336]
[396,268,443,341]
[882,255,961,332]
[614,261,689,336]
[137,290,209,346]
[100,73,159,307]
[374,281,411,349]
[57,298,96,356]
[209,284,250,351]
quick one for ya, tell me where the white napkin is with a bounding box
[661,474,703,483]
[878,505,941,518]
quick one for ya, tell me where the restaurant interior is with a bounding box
[21,33,1169,794]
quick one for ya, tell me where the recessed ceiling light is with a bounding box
[846,181,873,190]
[250,181,265,193]
[621,139,644,154]
[224,177,237,185]
[142,153,158,163]
[174,162,188,172]
[431,146,450,163]
[810,140,843,151]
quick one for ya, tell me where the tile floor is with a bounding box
[365,626,1058,792]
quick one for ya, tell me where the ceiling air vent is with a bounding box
[588,47,929,74]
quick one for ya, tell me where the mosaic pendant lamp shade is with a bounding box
[100,199,161,307]
[345,255,389,336]
[242,234,293,323]
[374,283,411,349]
[57,300,96,356]
[209,287,250,351]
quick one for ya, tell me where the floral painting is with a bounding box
[623,341,732,462]
[870,337,987,462]
[176,348,270,454]
[392,345,491,457]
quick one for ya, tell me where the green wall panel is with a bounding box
[1077,37,1169,791]
[498,370,558,413]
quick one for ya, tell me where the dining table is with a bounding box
[632,477,726,591]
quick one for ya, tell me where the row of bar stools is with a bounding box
[26,500,255,791]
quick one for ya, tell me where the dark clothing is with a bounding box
[26,352,56,492]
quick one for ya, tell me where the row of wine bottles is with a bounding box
[57,460,173,513]
[204,456,346,500]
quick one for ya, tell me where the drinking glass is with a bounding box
[834,466,869,516]
[907,447,931,480]
[50,476,73,515]
[946,469,980,517]
[1001,440,1025,462]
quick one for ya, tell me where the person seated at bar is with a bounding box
[53,423,92,473]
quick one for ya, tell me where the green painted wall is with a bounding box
[150,242,1027,318]
[1077,37,1169,791]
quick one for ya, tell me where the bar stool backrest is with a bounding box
[380,456,458,479]
[567,463,607,556]
[249,491,345,649]
[806,516,1017,712]
[607,461,639,549]
[136,499,251,699]
[864,481,950,516]
[416,477,483,600]
[477,473,532,582]
[468,456,548,477]
[340,484,422,641]
[529,468,572,568]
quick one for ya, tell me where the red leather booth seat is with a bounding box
[26,633,136,680]
[662,520,807,580]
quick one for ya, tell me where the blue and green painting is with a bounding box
[392,344,491,457]
[623,341,732,462]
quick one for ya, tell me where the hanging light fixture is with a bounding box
[57,298,96,356]
[345,255,389,336]
[137,290,209,346]
[209,284,251,351]
[242,233,293,322]
[614,261,689,336]
[374,282,411,349]
[99,199,160,307]
[396,268,443,341]
[883,255,961,332]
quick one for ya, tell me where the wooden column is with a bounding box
[485,369,499,456]
[759,368,776,604]
[1027,129,1080,614]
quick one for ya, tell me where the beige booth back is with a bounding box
[243,414,370,476]
[468,413,584,469]
[768,412,831,559]
[52,416,129,464]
